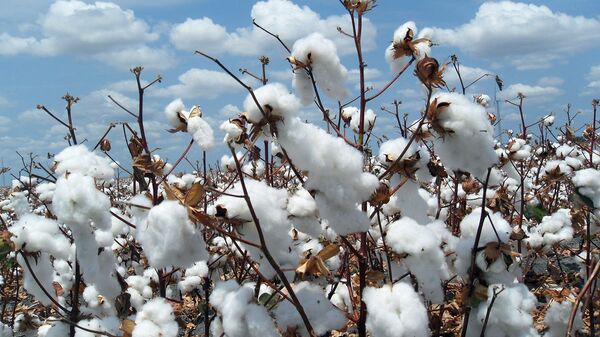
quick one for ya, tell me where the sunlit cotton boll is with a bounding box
[290,33,348,105]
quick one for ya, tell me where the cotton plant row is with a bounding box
[1,1,600,337]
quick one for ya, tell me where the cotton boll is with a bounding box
[164,98,186,130]
[187,116,214,151]
[385,22,418,73]
[37,321,69,337]
[53,145,114,180]
[220,119,245,144]
[542,114,555,126]
[81,286,114,316]
[53,259,74,293]
[0,323,12,337]
[178,261,208,293]
[468,284,539,337]
[275,281,346,337]
[526,209,573,249]
[349,109,376,133]
[573,168,600,209]
[52,172,112,230]
[276,116,378,235]
[386,217,449,302]
[429,92,498,179]
[215,180,297,278]
[385,179,430,224]
[544,300,582,337]
[243,83,301,123]
[507,138,531,161]
[209,281,280,337]
[137,200,207,269]
[74,317,120,337]
[287,188,321,237]
[242,160,266,178]
[363,282,429,337]
[35,182,55,202]
[133,298,179,337]
[454,208,512,277]
[9,214,71,260]
[291,33,347,105]
[17,253,55,306]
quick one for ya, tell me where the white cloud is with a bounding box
[430,1,600,70]
[0,95,9,107]
[0,0,173,70]
[537,76,564,87]
[169,0,376,56]
[219,104,242,117]
[583,65,600,96]
[153,68,244,99]
[499,83,562,103]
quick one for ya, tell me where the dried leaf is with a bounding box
[184,182,204,207]
[120,319,136,337]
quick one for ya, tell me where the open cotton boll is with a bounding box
[9,214,71,260]
[364,282,429,337]
[277,116,378,235]
[133,298,179,337]
[383,178,430,224]
[53,259,74,293]
[187,116,214,151]
[243,83,301,123]
[220,119,245,144]
[385,22,417,73]
[287,188,321,237]
[81,285,113,316]
[454,208,512,276]
[74,228,120,299]
[37,321,69,337]
[544,300,582,337]
[350,109,376,134]
[242,160,266,178]
[468,284,539,337]
[164,98,187,129]
[53,145,114,180]
[573,168,600,209]
[215,180,297,278]
[137,200,207,269]
[35,182,55,202]
[290,33,348,105]
[74,317,120,337]
[209,281,280,337]
[386,217,449,302]
[507,138,531,161]
[526,209,573,248]
[429,92,498,179]
[0,323,12,337]
[52,172,112,230]
[18,253,55,306]
[275,281,346,337]
[220,151,243,172]
[178,261,208,293]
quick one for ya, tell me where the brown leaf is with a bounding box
[366,270,386,285]
[52,282,64,297]
[184,182,204,207]
[120,319,136,337]
[317,243,340,261]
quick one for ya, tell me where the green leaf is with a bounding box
[524,204,548,222]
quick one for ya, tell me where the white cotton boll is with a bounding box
[287,188,317,218]
[275,281,346,337]
[220,152,243,172]
[277,116,378,235]
[74,317,120,337]
[573,168,600,209]
[543,160,572,177]
[291,33,348,105]
[82,285,113,316]
[474,94,491,108]
[9,214,71,260]
[35,182,55,202]
[243,83,301,123]
[53,145,114,180]
[215,180,297,278]
[165,98,186,129]
[4,192,30,217]
[364,282,429,337]
[133,298,179,337]
[187,116,214,151]
[18,253,55,306]
[386,179,430,224]
[178,261,208,293]
[507,138,531,161]
[526,209,572,248]
[468,284,539,337]
[326,281,352,313]
[543,114,555,126]
[37,321,69,337]
[52,172,112,230]
[349,109,376,133]
[242,160,266,178]
[455,208,512,276]
[385,22,418,73]
[53,259,74,293]
[137,200,207,269]
[555,144,576,159]
[386,217,449,302]
[429,92,498,179]
[544,300,582,337]
[220,119,244,144]
[209,281,280,337]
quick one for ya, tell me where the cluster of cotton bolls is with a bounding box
[341,106,376,134]
[289,33,348,105]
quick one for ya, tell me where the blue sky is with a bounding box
[0,0,599,179]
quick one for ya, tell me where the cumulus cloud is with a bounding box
[499,83,562,103]
[169,0,376,56]
[0,0,173,70]
[153,68,244,99]
[430,1,600,70]
[583,65,600,96]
